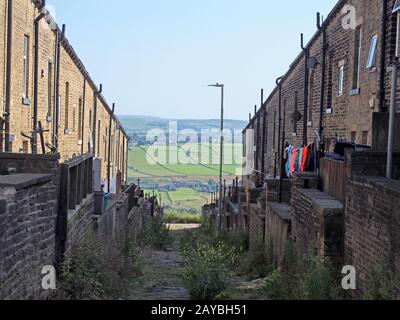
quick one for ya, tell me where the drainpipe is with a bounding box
[54,24,66,152]
[108,103,115,193]
[255,105,260,174]
[81,77,86,155]
[276,76,284,203]
[379,0,388,111]
[261,89,266,177]
[301,33,309,146]
[317,13,327,140]
[4,0,13,152]
[126,135,130,185]
[92,84,102,156]
[387,59,398,179]
[33,9,47,154]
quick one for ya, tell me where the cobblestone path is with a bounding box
[129,224,199,300]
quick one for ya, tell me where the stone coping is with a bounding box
[268,202,292,221]
[0,153,60,160]
[352,175,400,195]
[0,173,54,190]
[296,188,344,216]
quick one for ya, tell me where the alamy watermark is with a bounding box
[144,122,254,176]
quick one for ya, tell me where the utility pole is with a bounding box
[208,83,224,231]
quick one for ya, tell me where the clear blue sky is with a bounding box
[47,0,338,120]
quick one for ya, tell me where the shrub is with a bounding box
[364,266,398,300]
[238,240,274,279]
[214,231,248,253]
[264,269,294,300]
[141,217,172,250]
[301,258,335,300]
[57,233,141,300]
[182,242,238,300]
[263,242,339,300]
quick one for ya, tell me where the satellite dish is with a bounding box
[308,57,319,70]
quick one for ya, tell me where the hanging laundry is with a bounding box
[285,145,293,177]
[301,147,309,172]
[290,147,298,175]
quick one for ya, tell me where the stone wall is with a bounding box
[345,175,400,298]
[266,202,291,265]
[0,153,59,175]
[345,150,400,180]
[248,204,265,250]
[0,174,58,300]
[291,187,344,265]
[66,195,95,251]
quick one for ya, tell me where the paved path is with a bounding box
[129,224,199,300]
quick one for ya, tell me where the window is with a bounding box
[22,141,29,154]
[338,66,345,96]
[23,35,30,99]
[394,0,400,13]
[72,105,76,131]
[47,62,53,117]
[97,120,101,156]
[65,82,70,129]
[362,131,369,145]
[351,131,357,143]
[366,35,378,69]
[327,50,334,109]
[89,110,92,131]
[308,70,315,125]
[58,96,61,127]
[352,26,362,90]
[273,111,277,150]
[78,98,83,140]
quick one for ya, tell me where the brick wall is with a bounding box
[345,175,400,298]
[345,149,400,179]
[66,195,95,251]
[0,174,58,300]
[246,0,388,180]
[266,202,291,265]
[1,0,128,185]
[291,187,344,265]
[248,204,265,250]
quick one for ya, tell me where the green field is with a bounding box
[121,116,246,222]
[128,144,243,178]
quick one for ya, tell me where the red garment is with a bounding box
[301,147,309,171]
[290,148,298,175]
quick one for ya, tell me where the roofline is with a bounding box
[243,0,346,132]
[34,1,129,138]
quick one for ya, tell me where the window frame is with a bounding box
[352,26,362,91]
[366,34,378,70]
[65,82,70,129]
[47,61,53,118]
[23,35,30,99]
[338,65,345,97]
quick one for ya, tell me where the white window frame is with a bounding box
[366,35,378,69]
[23,35,30,98]
[338,65,345,97]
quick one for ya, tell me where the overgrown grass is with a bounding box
[164,211,202,224]
[56,233,142,300]
[363,266,398,300]
[181,241,238,300]
[263,242,339,300]
[140,217,173,250]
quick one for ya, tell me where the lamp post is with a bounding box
[208,83,224,230]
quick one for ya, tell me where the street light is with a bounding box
[208,83,224,231]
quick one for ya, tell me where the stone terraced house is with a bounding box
[205,0,400,298]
